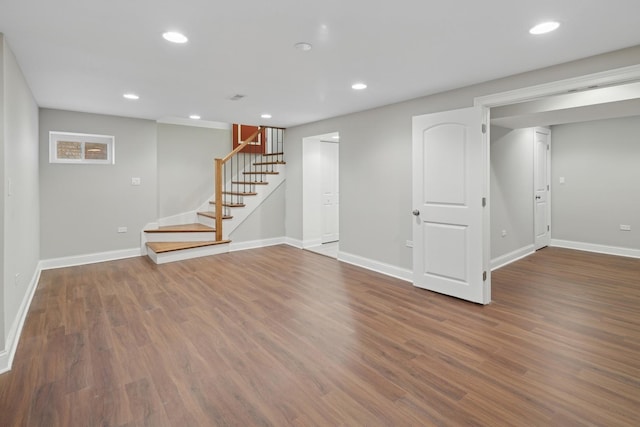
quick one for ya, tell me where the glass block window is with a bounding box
[49,132,115,164]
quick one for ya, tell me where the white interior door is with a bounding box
[321,141,339,243]
[534,128,551,250]
[412,106,489,304]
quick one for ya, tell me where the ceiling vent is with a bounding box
[229,94,246,101]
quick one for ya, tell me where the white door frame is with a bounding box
[465,64,640,299]
[474,64,640,110]
[302,132,340,248]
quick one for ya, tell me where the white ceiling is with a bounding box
[1,0,640,128]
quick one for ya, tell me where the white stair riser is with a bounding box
[144,231,216,243]
[147,243,230,264]
[197,215,216,228]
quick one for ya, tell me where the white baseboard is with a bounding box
[337,251,412,283]
[229,237,286,252]
[491,244,535,271]
[0,263,42,374]
[284,237,304,249]
[302,238,323,249]
[550,239,640,259]
[40,247,142,270]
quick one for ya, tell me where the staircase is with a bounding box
[143,126,285,264]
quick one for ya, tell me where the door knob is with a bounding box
[412,209,420,216]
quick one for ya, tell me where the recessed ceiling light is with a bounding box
[529,21,560,35]
[123,93,139,100]
[162,31,188,43]
[261,113,272,119]
[189,114,201,120]
[352,83,367,90]
[294,42,312,51]
[332,135,339,139]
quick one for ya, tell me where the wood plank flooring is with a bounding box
[1,246,639,426]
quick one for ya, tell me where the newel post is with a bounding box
[215,158,223,241]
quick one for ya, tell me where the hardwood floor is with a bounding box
[1,246,639,426]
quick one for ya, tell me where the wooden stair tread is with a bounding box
[243,171,279,175]
[262,152,284,157]
[145,223,214,233]
[197,211,233,219]
[222,191,258,196]
[232,181,269,185]
[207,201,246,208]
[252,161,286,166]
[146,240,230,254]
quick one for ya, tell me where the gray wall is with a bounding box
[490,126,534,259]
[157,123,231,218]
[285,45,640,271]
[230,183,286,243]
[551,116,640,249]
[0,35,5,350]
[1,36,40,354]
[39,109,157,259]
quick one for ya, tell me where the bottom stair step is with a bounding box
[145,223,215,233]
[147,240,230,254]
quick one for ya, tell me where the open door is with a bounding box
[412,106,490,304]
[534,128,551,250]
[321,140,340,243]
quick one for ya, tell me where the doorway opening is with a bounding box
[302,132,340,258]
[412,64,640,304]
[485,70,640,270]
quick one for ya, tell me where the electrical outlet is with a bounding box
[131,177,141,186]
[118,226,128,233]
[501,229,507,237]
[620,224,631,231]
[406,240,413,248]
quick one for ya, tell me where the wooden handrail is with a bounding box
[221,127,262,163]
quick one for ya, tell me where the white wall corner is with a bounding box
[0,264,43,374]
[40,247,143,270]
[284,237,304,249]
[491,245,536,271]
[550,239,640,259]
[337,251,413,283]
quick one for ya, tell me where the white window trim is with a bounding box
[49,131,115,164]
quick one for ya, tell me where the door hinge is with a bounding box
[547,144,550,151]
[482,197,486,207]
[547,185,550,190]
[547,225,550,232]
[481,123,487,134]
[483,271,487,281]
